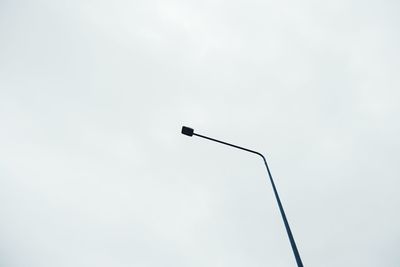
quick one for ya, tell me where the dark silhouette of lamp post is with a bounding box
[181,126,304,267]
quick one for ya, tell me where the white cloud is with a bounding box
[1,0,399,266]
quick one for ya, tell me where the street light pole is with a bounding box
[181,126,304,267]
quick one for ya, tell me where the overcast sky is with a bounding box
[1,0,400,266]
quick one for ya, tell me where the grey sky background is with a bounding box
[1,0,399,266]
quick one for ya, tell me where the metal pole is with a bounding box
[182,127,304,267]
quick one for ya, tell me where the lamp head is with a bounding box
[181,126,194,136]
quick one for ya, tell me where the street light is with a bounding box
[181,126,304,267]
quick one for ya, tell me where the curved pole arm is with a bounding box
[183,127,304,267]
